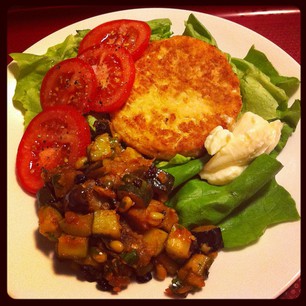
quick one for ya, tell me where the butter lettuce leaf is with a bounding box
[167,154,283,228]
[147,18,173,41]
[155,154,192,169]
[182,13,217,47]
[219,178,300,249]
[278,99,301,130]
[243,45,300,97]
[10,29,90,128]
[230,46,300,122]
[231,57,288,120]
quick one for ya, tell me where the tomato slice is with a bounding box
[78,43,135,113]
[16,105,91,194]
[78,19,151,60]
[40,58,98,113]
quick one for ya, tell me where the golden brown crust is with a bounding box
[111,35,242,160]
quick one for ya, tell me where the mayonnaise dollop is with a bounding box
[199,112,283,185]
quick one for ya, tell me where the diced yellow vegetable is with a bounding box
[87,133,112,162]
[59,211,93,237]
[165,224,193,260]
[56,234,88,259]
[92,210,121,239]
[143,228,168,257]
[38,206,63,241]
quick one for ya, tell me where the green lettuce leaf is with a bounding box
[167,154,283,228]
[10,29,90,128]
[147,18,173,41]
[155,154,192,169]
[278,99,301,130]
[182,13,217,47]
[243,45,300,97]
[231,57,288,120]
[230,46,300,122]
[219,178,300,249]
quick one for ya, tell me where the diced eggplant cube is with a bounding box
[191,225,224,253]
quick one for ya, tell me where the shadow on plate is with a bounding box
[34,228,87,280]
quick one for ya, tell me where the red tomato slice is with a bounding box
[16,105,91,194]
[78,43,135,113]
[78,19,151,60]
[40,58,98,113]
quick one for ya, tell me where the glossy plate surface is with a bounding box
[7,8,300,299]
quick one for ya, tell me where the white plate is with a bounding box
[7,7,300,299]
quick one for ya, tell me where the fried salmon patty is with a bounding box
[111,35,242,160]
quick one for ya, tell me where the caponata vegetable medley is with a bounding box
[36,114,224,297]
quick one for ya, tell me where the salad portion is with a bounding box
[9,13,300,298]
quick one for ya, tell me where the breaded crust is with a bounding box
[111,35,242,160]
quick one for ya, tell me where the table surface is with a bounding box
[7,5,301,299]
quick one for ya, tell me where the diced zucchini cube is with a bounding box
[38,206,63,241]
[56,234,88,259]
[143,228,168,257]
[165,224,193,259]
[59,211,93,237]
[87,133,112,162]
[92,210,121,239]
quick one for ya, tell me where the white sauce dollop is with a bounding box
[199,112,283,185]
